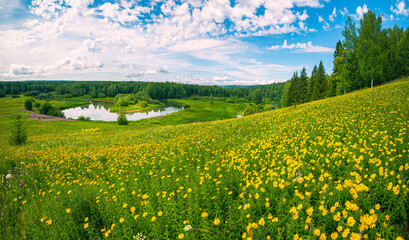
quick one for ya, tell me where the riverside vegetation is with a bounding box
[0,78,408,239]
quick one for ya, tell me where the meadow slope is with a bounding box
[1,79,409,239]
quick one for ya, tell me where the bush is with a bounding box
[22,91,39,96]
[24,99,34,111]
[77,115,91,121]
[9,115,27,145]
[183,104,191,109]
[263,105,275,111]
[243,105,256,116]
[0,92,6,98]
[148,99,161,105]
[117,114,128,125]
[38,102,53,115]
[12,95,20,98]
[33,102,40,108]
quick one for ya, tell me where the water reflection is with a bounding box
[62,101,182,121]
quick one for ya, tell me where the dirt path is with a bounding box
[0,109,74,121]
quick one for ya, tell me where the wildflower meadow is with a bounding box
[1,79,408,239]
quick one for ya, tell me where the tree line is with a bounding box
[282,10,409,107]
[0,80,285,104]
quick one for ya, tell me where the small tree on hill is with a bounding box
[117,114,128,125]
[10,115,28,145]
[210,94,214,105]
[24,99,34,111]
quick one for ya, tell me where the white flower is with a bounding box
[184,225,193,232]
[6,174,12,180]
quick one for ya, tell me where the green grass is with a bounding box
[0,79,408,239]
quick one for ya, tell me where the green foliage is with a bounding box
[210,94,214,105]
[77,116,91,121]
[243,105,256,116]
[117,114,128,125]
[357,10,385,88]
[9,115,28,145]
[38,102,65,118]
[38,102,53,115]
[114,94,137,107]
[24,99,34,111]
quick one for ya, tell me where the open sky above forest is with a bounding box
[1,0,409,85]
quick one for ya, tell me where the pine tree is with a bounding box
[287,72,300,106]
[309,65,318,101]
[10,115,28,145]
[299,67,309,103]
[311,61,328,101]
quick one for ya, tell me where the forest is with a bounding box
[283,10,409,107]
[0,80,284,104]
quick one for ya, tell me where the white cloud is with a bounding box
[267,40,334,53]
[353,4,368,20]
[329,7,336,21]
[318,16,329,30]
[212,76,230,81]
[340,7,348,17]
[391,1,409,16]
[126,66,170,78]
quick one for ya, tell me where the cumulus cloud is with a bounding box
[353,4,369,20]
[267,40,334,53]
[391,1,409,16]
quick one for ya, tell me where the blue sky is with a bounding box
[0,0,408,85]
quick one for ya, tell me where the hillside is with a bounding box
[1,79,409,239]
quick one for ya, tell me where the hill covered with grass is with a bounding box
[1,78,409,239]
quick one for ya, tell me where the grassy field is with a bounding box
[0,79,408,239]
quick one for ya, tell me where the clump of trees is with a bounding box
[114,94,137,107]
[77,116,91,121]
[282,10,409,107]
[38,102,65,118]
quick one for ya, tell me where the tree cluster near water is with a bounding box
[282,10,409,107]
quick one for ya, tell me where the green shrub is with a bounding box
[77,115,91,121]
[24,99,34,111]
[183,104,191,109]
[9,115,28,145]
[38,102,53,115]
[117,114,128,125]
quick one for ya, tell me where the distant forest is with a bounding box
[0,80,285,104]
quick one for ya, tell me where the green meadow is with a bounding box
[0,78,408,240]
